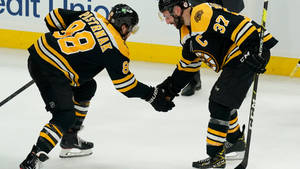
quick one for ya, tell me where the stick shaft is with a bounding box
[235,1,269,169]
[0,80,34,107]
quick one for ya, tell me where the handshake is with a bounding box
[145,77,179,112]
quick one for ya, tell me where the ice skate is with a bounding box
[224,135,246,160]
[59,132,94,158]
[225,125,246,160]
[192,150,225,169]
[181,72,201,96]
[20,145,49,169]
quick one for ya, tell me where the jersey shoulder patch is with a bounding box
[191,3,213,35]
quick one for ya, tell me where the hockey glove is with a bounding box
[241,46,270,74]
[157,76,179,101]
[145,87,175,112]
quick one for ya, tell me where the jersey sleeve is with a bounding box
[168,39,201,92]
[178,26,202,72]
[251,21,278,50]
[105,51,152,99]
[177,39,202,73]
[44,8,86,32]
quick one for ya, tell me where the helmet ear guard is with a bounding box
[108,4,139,38]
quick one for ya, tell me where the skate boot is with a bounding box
[192,150,225,169]
[224,126,246,160]
[181,71,201,96]
[20,145,49,169]
[59,132,94,158]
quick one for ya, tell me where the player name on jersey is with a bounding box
[79,11,113,53]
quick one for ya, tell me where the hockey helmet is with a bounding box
[158,0,190,13]
[109,4,139,38]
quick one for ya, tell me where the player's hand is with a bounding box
[146,87,175,112]
[157,76,179,101]
[242,47,270,74]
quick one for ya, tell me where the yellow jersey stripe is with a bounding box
[41,35,80,86]
[263,34,272,42]
[180,57,201,65]
[225,50,242,66]
[40,132,56,146]
[237,26,256,46]
[45,14,57,29]
[231,17,251,42]
[223,44,241,66]
[34,40,73,83]
[54,9,66,29]
[177,63,201,72]
[112,73,134,84]
[118,80,138,93]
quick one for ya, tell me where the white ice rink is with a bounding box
[0,47,300,169]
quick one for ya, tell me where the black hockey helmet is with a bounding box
[158,0,190,13]
[108,4,139,37]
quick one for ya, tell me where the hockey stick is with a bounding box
[234,1,269,169]
[289,60,300,77]
[0,80,34,107]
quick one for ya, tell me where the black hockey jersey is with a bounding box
[178,3,278,73]
[28,9,151,98]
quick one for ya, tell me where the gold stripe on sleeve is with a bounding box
[54,9,66,29]
[118,80,138,93]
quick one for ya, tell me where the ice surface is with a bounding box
[0,48,299,169]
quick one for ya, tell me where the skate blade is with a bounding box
[59,148,93,158]
[225,151,245,160]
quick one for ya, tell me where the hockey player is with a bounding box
[181,0,245,96]
[186,0,247,160]
[157,0,278,168]
[163,0,247,160]
[20,4,175,169]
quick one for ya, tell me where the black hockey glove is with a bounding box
[157,76,179,101]
[241,46,270,74]
[145,87,175,112]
